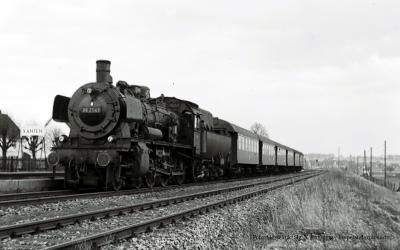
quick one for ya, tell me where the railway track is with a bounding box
[0,170,315,207]
[0,189,86,202]
[0,170,323,249]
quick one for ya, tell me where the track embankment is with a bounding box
[103,169,400,250]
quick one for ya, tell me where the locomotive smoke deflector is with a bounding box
[52,95,70,124]
[96,60,112,83]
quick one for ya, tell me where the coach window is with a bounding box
[250,139,253,152]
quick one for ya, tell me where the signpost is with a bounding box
[21,125,47,171]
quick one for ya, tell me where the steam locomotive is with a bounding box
[48,60,303,190]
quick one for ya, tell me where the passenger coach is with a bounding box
[213,118,303,173]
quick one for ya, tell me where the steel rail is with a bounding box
[44,171,324,250]
[0,170,315,207]
[0,171,320,239]
[0,189,93,202]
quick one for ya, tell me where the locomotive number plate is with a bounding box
[81,107,102,113]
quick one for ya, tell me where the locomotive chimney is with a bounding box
[96,60,112,83]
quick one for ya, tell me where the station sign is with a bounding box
[21,126,45,137]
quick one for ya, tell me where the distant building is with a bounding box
[0,111,20,158]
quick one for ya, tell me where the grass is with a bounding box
[239,169,400,249]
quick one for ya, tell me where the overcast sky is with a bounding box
[1,0,399,156]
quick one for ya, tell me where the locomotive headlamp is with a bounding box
[86,87,93,94]
[107,135,115,143]
[59,135,68,143]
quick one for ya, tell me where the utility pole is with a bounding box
[338,147,340,168]
[370,147,373,178]
[356,156,359,175]
[351,155,354,172]
[363,150,367,175]
[384,140,387,186]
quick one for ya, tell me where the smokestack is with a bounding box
[96,60,112,83]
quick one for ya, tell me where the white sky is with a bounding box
[1,0,399,156]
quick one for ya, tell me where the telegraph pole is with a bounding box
[338,147,340,168]
[356,156,359,175]
[349,155,352,172]
[363,150,367,175]
[384,140,387,186]
[370,147,373,178]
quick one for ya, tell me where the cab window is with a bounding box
[194,115,201,129]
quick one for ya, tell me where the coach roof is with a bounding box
[213,118,258,139]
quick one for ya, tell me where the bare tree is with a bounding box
[46,127,63,148]
[250,122,269,138]
[24,136,43,162]
[0,111,20,170]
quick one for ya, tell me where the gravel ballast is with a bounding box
[0,174,300,226]
[0,176,309,249]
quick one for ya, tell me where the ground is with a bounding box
[108,169,400,250]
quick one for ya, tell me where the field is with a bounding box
[244,170,400,249]
[369,171,400,191]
